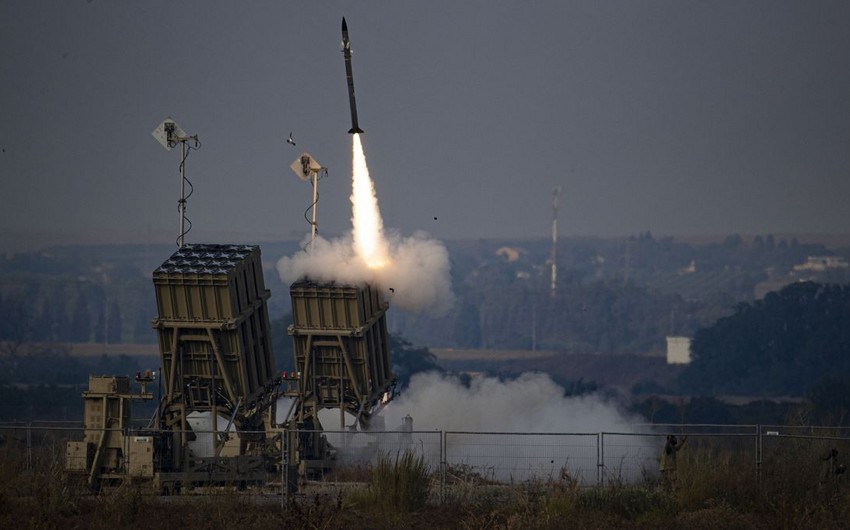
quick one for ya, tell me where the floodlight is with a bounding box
[152,117,188,151]
[290,153,323,182]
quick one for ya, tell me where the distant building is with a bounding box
[496,246,523,262]
[755,256,850,299]
[666,336,692,364]
[679,259,696,275]
[793,256,849,272]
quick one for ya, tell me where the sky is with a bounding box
[2,1,850,252]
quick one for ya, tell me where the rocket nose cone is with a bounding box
[342,17,348,32]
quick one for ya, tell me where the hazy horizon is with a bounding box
[3,228,850,256]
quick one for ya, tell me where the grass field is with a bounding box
[2,437,849,529]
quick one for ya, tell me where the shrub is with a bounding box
[351,450,431,514]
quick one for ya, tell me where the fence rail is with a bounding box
[2,423,848,500]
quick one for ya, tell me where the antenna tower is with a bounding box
[290,152,326,250]
[550,186,562,297]
[152,117,200,248]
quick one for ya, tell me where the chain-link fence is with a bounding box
[2,423,849,500]
[319,429,442,470]
[758,425,850,486]
[444,432,599,485]
[601,424,762,485]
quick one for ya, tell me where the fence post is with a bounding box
[124,426,129,484]
[440,431,446,504]
[281,427,291,508]
[26,422,32,471]
[756,424,762,485]
[598,432,603,486]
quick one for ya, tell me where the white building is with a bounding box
[793,256,849,272]
[666,336,692,364]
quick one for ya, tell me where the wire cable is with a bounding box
[175,137,201,246]
[298,167,328,251]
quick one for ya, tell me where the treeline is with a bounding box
[0,344,146,386]
[0,255,156,345]
[0,344,150,421]
[2,234,848,357]
[394,274,726,354]
[681,282,850,396]
[0,329,443,421]
[629,395,798,425]
[390,233,849,352]
[0,242,297,347]
[0,282,155,346]
[454,279,705,353]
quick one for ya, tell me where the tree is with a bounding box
[680,282,850,396]
[132,311,156,344]
[765,234,776,251]
[0,292,34,356]
[452,297,481,348]
[107,300,123,343]
[69,293,91,342]
[808,377,850,424]
[722,234,743,249]
[390,335,443,389]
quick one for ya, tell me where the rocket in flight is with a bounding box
[341,17,364,134]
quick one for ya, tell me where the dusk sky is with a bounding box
[2,1,849,251]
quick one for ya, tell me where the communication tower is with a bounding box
[152,117,200,248]
[550,186,562,297]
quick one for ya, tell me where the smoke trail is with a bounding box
[277,134,454,315]
[351,133,390,268]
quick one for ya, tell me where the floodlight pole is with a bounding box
[310,171,318,247]
[153,117,198,249]
[290,152,325,252]
[178,140,187,248]
[172,133,199,248]
[550,186,562,298]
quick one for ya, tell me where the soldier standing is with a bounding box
[660,434,688,491]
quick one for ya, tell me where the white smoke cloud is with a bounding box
[276,231,455,316]
[376,372,655,483]
[277,133,454,315]
[383,371,639,434]
[277,234,372,285]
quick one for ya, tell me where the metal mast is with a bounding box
[550,186,562,297]
[152,117,200,248]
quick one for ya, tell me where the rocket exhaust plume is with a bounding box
[277,19,454,316]
[351,134,389,269]
[277,132,454,314]
[277,133,454,315]
[277,134,454,316]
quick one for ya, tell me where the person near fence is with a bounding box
[660,434,687,490]
[821,448,846,483]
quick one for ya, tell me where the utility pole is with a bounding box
[550,186,562,298]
